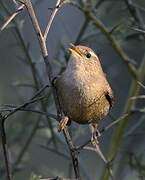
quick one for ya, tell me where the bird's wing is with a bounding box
[105,90,114,109]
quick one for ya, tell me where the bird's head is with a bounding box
[69,44,100,63]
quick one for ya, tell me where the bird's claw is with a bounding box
[91,134,99,146]
[58,116,69,132]
[91,128,101,145]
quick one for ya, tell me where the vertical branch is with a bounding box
[63,128,80,178]
[0,114,12,180]
[21,0,80,178]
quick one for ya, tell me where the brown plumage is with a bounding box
[55,45,114,169]
[55,45,114,126]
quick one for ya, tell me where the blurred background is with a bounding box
[0,0,145,179]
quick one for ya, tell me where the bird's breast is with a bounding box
[56,67,111,124]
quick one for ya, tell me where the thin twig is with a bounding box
[137,81,145,90]
[0,86,48,179]
[131,27,145,34]
[21,0,47,56]
[3,96,47,120]
[2,84,49,121]
[84,146,114,180]
[13,22,59,151]
[0,4,24,32]
[76,113,130,152]
[63,128,80,178]
[43,0,65,41]
[0,106,57,120]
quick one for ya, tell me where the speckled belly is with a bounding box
[58,82,110,124]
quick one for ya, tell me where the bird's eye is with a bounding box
[86,52,91,58]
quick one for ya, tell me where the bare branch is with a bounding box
[43,0,65,42]
[0,106,57,120]
[137,81,145,90]
[76,113,130,152]
[0,4,24,32]
[2,84,49,121]
[130,95,145,100]
[21,1,80,177]
[131,27,145,34]
[21,0,47,56]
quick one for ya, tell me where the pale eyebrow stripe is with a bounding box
[83,49,98,59]
[90,51,97,57]
[89,51,100,61]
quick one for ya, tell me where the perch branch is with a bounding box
[20,0,80,178]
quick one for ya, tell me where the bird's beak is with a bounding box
[69,44,82,57]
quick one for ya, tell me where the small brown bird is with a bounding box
[55,44,114,137]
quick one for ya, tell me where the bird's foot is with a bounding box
[89,125,114,179]
[90,124,101,146]
[58,116,69,132]
[91,132,99,146]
